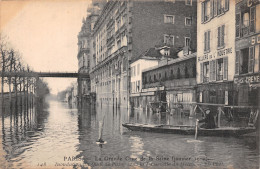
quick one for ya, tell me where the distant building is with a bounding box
[130,47,169,105]
[234,0,260,107]
[90,0,197,108]
[77,0,105,107]
[71,82,78,106]
[196,0,236,105]
[141,52,197,114]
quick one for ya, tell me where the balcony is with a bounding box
[203,77,209,83]
[241,26,249,37]
[217,75,223,81]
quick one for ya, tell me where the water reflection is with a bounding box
[0,99,259,169]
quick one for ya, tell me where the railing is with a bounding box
[203,77,209,83]
[241,26,249,37]
[217,75,223,81]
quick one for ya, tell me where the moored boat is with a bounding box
[122,123,256,137]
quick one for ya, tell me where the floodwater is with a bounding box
[0,99,259,169]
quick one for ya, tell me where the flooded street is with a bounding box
[0,99,259,169]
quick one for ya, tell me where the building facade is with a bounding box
[234,0,260,107]
[130,56,159,96]
[197,0,236,106]
[77,1,105,108]
[90,0,197,108]
[141,52,197,115]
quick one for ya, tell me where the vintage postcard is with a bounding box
[0,0,259,168]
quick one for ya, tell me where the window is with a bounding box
[239,47,255,74]
[217,25,225,48]
[185,17,192,26]
[204,30,210,52]
[164,15,175,24]
[201,0,211,23]
[216,58,223,81]
[185,37,191,47]
[164,35,174,45]
[116,17,121,30]
[165,49,170,56]
[235,5,257,38]
[136,80,140,92]
[217,0,225,15]
[185,0,192,5]
[201,0,229,23]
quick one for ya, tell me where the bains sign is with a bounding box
[234,74,260,84]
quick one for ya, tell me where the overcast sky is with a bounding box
[0,0,91,94]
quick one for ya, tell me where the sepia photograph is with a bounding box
[0,0,259,168]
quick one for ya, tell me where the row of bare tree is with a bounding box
[0,35,49,113]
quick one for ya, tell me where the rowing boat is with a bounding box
[122,123,256,137]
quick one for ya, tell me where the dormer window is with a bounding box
[165,49,170,56]
[159,47,170,56]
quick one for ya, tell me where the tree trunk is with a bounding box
[26,77,29,110]
[1,52,5,112]
[14,61,17,109]
[20,79,22,107]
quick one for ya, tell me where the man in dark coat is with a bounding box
[199,108,216,129]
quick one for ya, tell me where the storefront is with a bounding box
[235,33,260,107]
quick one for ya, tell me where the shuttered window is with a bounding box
[216,59,223,81]
[204,30,211,52]
[221,25,225,47]
[224,0,229,11]
[250,7,255,33]
[214,0,217,17]
[218,25,225,48]
[235,51,240,75]
[210,0,214,18]
[223,57,228,80]
[248,46,255,73]
[236,13,241,38]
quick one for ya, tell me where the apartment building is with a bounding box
[197,0,236,105]
[234,0,260,107]
[77,1,105,107]
[90,0,197,108]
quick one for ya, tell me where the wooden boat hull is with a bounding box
[122,123,256,137]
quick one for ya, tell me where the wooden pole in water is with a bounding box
[218,107,221,128]
[98,115,105,142]
[195,119,199,140]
